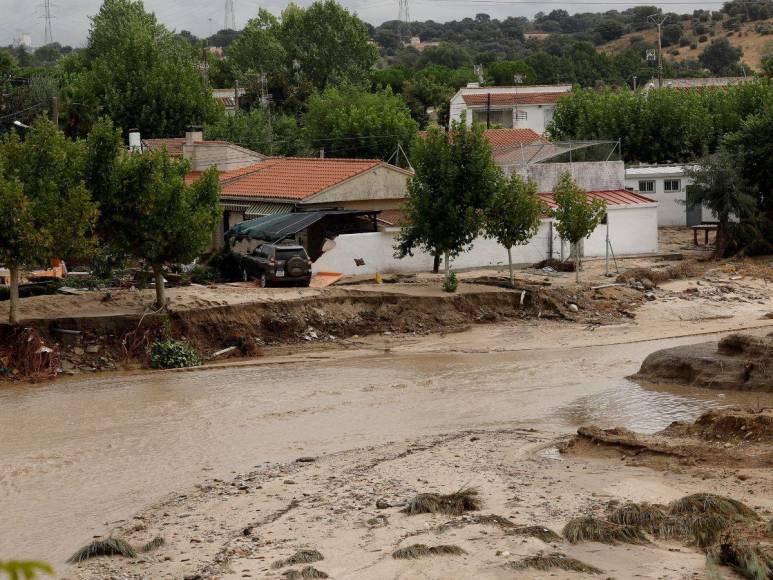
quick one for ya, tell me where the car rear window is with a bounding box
[276,248,307,261]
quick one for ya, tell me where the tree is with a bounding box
[71,0,219,137]
[686,149,756,258]
[661,23,683,47]
[302,86,418,161]
[484,173,543,287]
[228,9,287,83]
[0,117,98,324]
[205,108,305,157]
[699,38,742,74]
[103,150,221,308]
[486,61,536,86]
[278,1,377,91]
[416,43,473,69]
[395,122,501,273]
[551,172,606,282]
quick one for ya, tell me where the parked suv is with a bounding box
[241,243,312,288]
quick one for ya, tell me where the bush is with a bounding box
[691,42,699,49]
[699,34,709,42]
[756,22,773,34]
[679,36,691,47]
[669,48,680,55]
[150,339,203,369]
[208,246,243,282]
[442,271,458,293]
[189,265,215,285]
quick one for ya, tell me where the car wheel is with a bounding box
[260,272,269,288]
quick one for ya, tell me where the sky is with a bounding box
[1,0,717,48]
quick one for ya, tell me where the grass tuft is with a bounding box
[506,551,603,574]
[668,494,759,521]
[506,525,563,543]
[272,550,324,569]
[67,538,137,563]
[707,538,773,580]
[403,488,481,516]
[609,502,667,527]
[562,515,649,545]
[469,514,516,528]
[281,566,329,579]
[140,536,165,553]
[392,544,466,560]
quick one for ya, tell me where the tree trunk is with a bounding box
[507,246,514,288]
[575,247,580,283]
[715,218,728,260]
[444,252,450,276]
[152,263,166,310]
[8,266,20,325]
[432,254,440,274]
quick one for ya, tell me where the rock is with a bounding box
[568,303,579,313]
[85,344,101,354]
[73,346,85,356]
[376,499,390,509]
[641,278,655,290]
[296,457,316,463]
[644,292,656,301]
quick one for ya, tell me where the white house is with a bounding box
[625,164,718,226]
[449,84,572,134]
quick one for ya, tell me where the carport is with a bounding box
[226,210,380,260]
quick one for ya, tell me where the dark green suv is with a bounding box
[241,243,312,288]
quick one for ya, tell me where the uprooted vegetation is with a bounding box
[562,515,649,545]
[616,262,696,286]
[67,538,137,563]
[392,544,466,560]
[506,551,603,574]
[402,488,481,516]
[708,538,773,580]
[281,566,329,579]
[505,525,563,543]
[271,550,324,569]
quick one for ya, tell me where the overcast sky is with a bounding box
[2,0,712,48]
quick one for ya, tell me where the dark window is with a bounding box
[638,180,655,192]
[664,179,681,192]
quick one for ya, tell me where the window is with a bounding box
[514,110,528,120]
[664,179,681,192]
[472,109,513,128]
[638,180,655,193]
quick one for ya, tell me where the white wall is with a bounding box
[624,175,691,226]
[313,206,659,276]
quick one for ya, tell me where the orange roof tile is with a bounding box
[462,92,565,106]
[539,189,656,209]
[483,128,546,150]
[218,157,384,200]
[142,138,186,155]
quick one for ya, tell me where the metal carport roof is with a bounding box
[226,210,379,242]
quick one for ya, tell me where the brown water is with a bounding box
[1,328,771,564]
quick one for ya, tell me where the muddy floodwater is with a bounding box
[2,325,772,564]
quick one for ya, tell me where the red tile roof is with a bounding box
[483,128,546,150]
[462,92,565,106]
[218,157,384,200]
[539,189,656,209]
[142,138,186,155]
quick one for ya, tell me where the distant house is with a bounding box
[624,164,720,226]
[449,84,572,134]
[645,77,751,90]
[141,127,267,172]
[186,157,412,248]
[212,88,246,115]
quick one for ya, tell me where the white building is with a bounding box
[625,165,718,226]
[449,84,572,135]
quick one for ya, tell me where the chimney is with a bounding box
[128,129,142,151]
[185,124,204,146]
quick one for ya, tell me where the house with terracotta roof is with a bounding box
[449,84,572,134]
[142,127,267,172]
[192,156,412,247]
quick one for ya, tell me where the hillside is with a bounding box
[599,17,773,71]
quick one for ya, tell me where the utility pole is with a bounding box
[42,0,54,45]
[647,13,668,88]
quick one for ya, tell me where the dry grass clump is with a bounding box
[668,493,759,521]
[563,515,649,545]
[139,536,165,553]
[609,502,667,526]
[506,551,603,574]
[67,538,137,563]
[272,550,324,569]
[281,566,329,579]
[506,525,563,543]
[468,514,515,528]
[650,514,732,548]
[392,544,466,560]
[708,538,773,580]
[365,514,389,528]
[402,488,481,516]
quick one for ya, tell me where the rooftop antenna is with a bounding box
[224,0,236,30]
[41,0,55,45]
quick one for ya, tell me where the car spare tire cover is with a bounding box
[286,256,307,276]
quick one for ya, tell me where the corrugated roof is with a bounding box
[539,189,656,209]
[142,138,186,155]
[219,157,384,200]
[625,165,694,177]
[462,92,565,106]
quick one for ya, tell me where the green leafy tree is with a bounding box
[686,149,757,258]
[0,117,98,324]
[416,43,473,69]
[551,172,606,282]
[484,173,543,287]
[699,38,743,74]
[70,0,219,137]
[228,9,287,84]
[103,150,221,308]
[486,61,536,86]
[396,122,501,273]
[0,560,53,579]
[303,85,418,160]
[205,108,305,156]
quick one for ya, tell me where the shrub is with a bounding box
[150,339,203,369]
[699,34,709,42]
[691,42,699,49]
[679,36,691,47]
[442,271,458,293]
[669,48,680,55]
[189,265,215,285]
[208,246,243,281]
